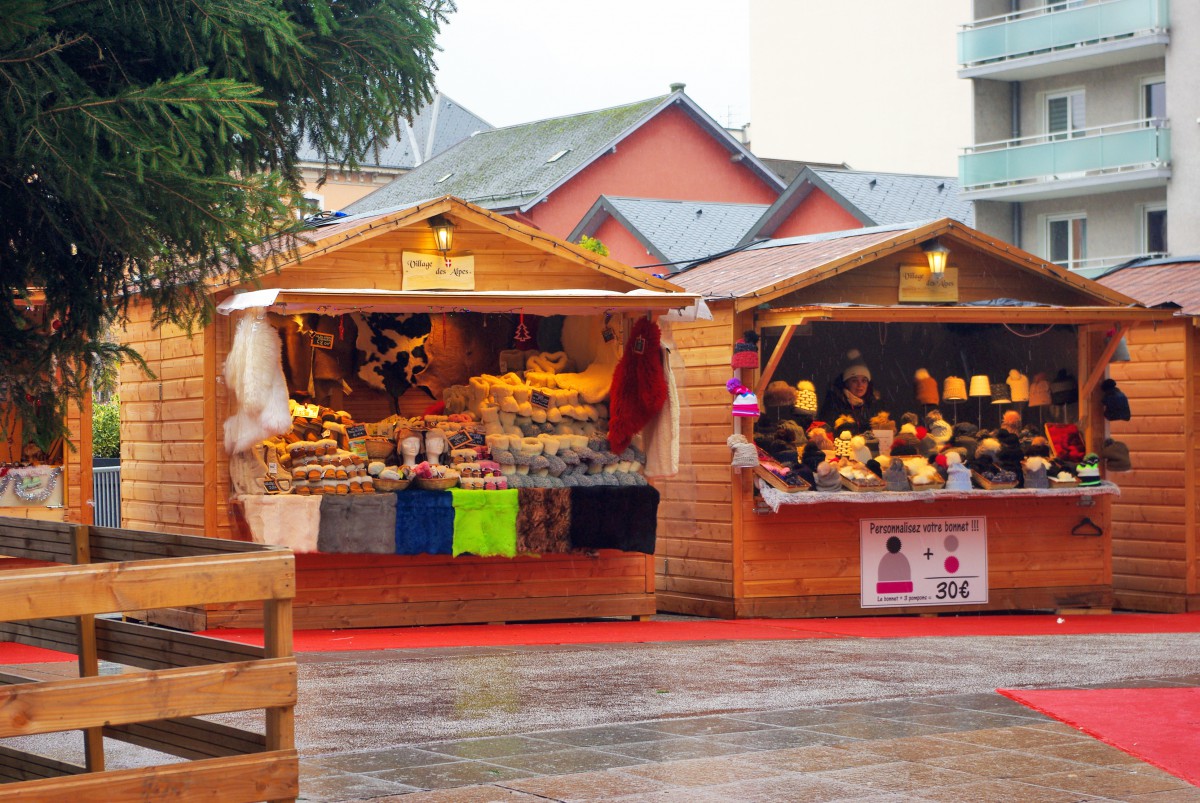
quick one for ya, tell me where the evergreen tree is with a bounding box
[0,0,450,452]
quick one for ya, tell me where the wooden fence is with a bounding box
[0,517,297,802]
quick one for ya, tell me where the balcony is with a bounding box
[959,119,1170,201]
[959,0,1169,81]
[1064,252,1168,279]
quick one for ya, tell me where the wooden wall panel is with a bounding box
[1106,319,1197,612]
[654,308,738,615]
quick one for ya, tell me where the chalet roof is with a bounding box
[1096,257,1200,315]
[670,219,1136,312]
[743,167,973,244]
[568,196,770,269]
[343,91,784,216]
[222,195,700,316]
[295,93,491,171]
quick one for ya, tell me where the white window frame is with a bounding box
[1043,212,1088,269]
[1139,202,1168,256]
[1044,89,1086,141]
[1140,75,1166,125]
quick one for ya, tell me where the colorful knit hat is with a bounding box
[731,330,760,369]
[1076,453,1102,486]
[794,380,818,415]
[727,378,760,418]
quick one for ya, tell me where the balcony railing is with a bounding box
[959,0,1169,69]
[960,119,1170,194]
[1063,252,1167,278]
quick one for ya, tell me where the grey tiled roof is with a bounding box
[296,93,491,170]
[596,197,770,267]
[813,168,974,227]
[345,96,670,215]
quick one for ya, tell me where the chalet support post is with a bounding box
[70,523,104,773]
[754,324,796,400]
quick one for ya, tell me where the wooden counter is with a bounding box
[735,479,1115,618]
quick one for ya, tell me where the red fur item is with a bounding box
[607,318,668,453]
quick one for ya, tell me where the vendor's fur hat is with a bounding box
[842,349,871,382]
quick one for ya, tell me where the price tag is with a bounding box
[602,326,615,342]
[310,332,334,350]
[346,423,367,439]
[263,479,280,493]
[531,390,551,409]
[469,432,487,446]
[632,336,646,355]
[267,461,278,475]
[448,431,471,448]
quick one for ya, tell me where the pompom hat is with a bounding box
[727,378,760,418]
[731,330,760,368]
[842,349,871,382]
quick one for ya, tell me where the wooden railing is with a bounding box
[0,517,297,802]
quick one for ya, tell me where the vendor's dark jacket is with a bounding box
[819,378,881,433]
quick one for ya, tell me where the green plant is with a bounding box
[92,396,121,459]
[578,235,609,257]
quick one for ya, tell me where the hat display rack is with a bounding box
[942,376,967,424]
[968,374,990,428]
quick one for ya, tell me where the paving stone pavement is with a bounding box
[6,619,1200,801]
[285,624,1200,802]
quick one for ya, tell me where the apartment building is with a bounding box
[958,0,1197,277]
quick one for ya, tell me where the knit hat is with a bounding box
[764,380,798,408]
[834,430,853,459]
[914,368,939,405]
[1022,456,1051,489]
[869,411,895,432]
[727,378,760,418]
[1028,372,1052,407]
[842,349,871,382]
[1007,369,1030,403]
[794,380,818,415]
[851,435,873,464]
[1050,369,1078,406]
[727,434,759,468]
[1101,438,1131,472]
[1076,453,1101,486]
[731,330,760,369]
[942,376,967,402]
[814,460,841,492]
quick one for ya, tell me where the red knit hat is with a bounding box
[731,330,760,368]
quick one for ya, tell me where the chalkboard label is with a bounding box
[469,432,487,446]
[346,423,367,439]
[310,332,334,350]
[531,390,551,409]
[448,431,471,448]
[601,326,615,342]
[263,479,280,493]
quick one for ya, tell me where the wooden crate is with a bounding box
[0,517,297,802]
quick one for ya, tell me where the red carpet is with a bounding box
[1000,687,1200,786]
[3,612,1198,663]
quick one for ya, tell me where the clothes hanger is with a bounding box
[1070,517,1103,537]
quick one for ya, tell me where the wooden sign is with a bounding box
[898,266,959,303]
[403,251,475,291]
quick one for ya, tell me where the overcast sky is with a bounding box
[433,0,752,129]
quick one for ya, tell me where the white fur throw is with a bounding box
[224,310,292,454]
[238,494,322,552]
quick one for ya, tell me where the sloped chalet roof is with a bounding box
[343,91,785,217]
[218,196,697,317]
[568,196,770,268]
[670,218,1147,319]
[296,93,491,171]
[1096,256,1200,315]
[741,167,974,244]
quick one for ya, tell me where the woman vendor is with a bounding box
[819,349,882,432]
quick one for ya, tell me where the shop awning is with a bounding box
[215,287,708,318]
[755,304,1173,328]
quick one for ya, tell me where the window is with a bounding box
[1047,215,1087,268]
[1143,206,1167,254]
[1142,78,1166,124]
[1046,91,1085,140]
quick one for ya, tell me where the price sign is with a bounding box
[469,432,487,446]
[860,516,987,608]
[346,423,367,439]
[530,390,551,409]
[448,431,471,448]
[263,479,280,493]
[602,326,615,342]
[310,332,334,350]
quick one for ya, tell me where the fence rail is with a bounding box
[91,464,120,528]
